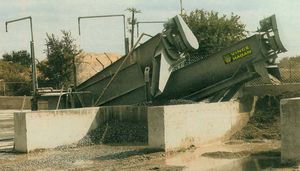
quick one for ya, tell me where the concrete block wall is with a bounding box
[14,107,100,152]
[148,102,249,151]
[14,106,148,152]
[14,102,249,152]
[280,97,300,163]
[0,96,31,110]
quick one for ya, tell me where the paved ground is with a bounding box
[0,110,296,170]
[0,110,14,150]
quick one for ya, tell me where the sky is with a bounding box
[0,0,299,60]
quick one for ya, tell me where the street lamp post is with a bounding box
[136,21,166,37]
[78,14,128,55]
[5,16,38,110]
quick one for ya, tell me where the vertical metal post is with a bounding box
[31,41,38,92]
[73,58,77,89]
[137,23,140,38]
[3,82,5,96]
[289,60,292,83]
[131,11,135,49]
[5,16,38,110]
[180,0,183,15]
[31,40,38,110]
[122,16,128,54]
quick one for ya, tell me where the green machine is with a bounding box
[73,14,286,107]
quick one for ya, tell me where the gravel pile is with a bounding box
[165,99,197,105]
[79,121,148,145]
[231,96,280,140]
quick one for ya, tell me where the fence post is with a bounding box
[21,95,26,111]
[289,60,292,83]
[3,83,5,96]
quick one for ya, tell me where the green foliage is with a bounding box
[2,50,31,67]
[0,50,32,95]
[38,30,81,89]
[0,60,31,95]
[181,9,248,62]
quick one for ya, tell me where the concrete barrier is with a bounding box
[148,102,249,151]
[280,97,300,163]
[14,102,248,152]
[14,106,147,152]
[14,107,100,152]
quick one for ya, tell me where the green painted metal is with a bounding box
[76,34,161,106]
[75,14,286,106]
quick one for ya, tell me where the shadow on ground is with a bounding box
[94,148,163,160]
[202,149,297,170]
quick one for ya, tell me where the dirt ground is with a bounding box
[0,99,297,170]
[0,139,293,171]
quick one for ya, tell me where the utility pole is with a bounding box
[5,16,38,110]
[180,0,183,15]
[126,8,141,49]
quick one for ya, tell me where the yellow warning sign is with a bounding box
[223,45,252,64]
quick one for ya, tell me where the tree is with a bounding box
[2,50,31,67]
[181,9,248,62]
[0,60,31,95]
[38,30,81,89]
[0,50,32,95]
